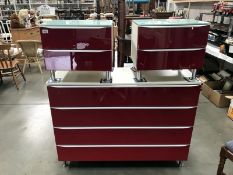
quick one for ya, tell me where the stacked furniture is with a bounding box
[41,19,209,165]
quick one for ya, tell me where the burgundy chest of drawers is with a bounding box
[43,19,209,165]
[40,20,113,71]
[131,19,209,70]
[46,69,200,162]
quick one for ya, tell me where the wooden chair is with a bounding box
[217,140,233,175]
[16,40,43,74]
[0,43,26,90]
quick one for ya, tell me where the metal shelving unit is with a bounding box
[0,0,95,19]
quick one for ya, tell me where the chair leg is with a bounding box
[11,70,19,90]
[37,61,43,74]
[23,59,27,74]
[217,147,227,175]
[34,57,43,74]
[17,64,26,82]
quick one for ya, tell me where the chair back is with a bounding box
[0,20,12,43]
[6,20,11,32]
[0,43,12,69]
[0,21,6,34]
[16,40,41,58]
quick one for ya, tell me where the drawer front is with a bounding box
[72,51,112,71]
[40,28,75,49]
[56,145,190,161]
[54,127,193,145]
[51,107,197,127]
[47,86,200,107]
[44,50,112,71]
[138,26,209,49]
[137,49,205,70]
[40,27,112,50]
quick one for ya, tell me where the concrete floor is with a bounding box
[0,65,233,175]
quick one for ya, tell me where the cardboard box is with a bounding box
[227,107,233,120]
[202,81,233,107]
[226,96,233,120]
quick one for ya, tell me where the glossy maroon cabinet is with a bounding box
[44,19,204,163]
[131,19,209,70]
[47,75,200,162]
[40,20,113,71]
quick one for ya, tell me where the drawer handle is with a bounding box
[46,49,110,53]
[141,48,205,52]
[41,26,108,29]
[54,126,193,130]
[57,144,189,148]
[48,84,200,88]
[51,106,197,110]
[141,25,207,29]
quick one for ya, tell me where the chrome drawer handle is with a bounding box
[141,25,207,28]
[54,126,193,130]
[51,106,197,110]
[48,84,200,88]
[41,26,109,29]
[57,144,189,148]
[45,49,110,53]
[141,48,205,52]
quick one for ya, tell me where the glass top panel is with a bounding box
[133,19,209,26]
[40,20,113,28]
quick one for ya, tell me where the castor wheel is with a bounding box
[63,161,71,167]
[177,160,184,167]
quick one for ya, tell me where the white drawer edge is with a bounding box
[45,49,111,53]
[54,126,193,130]
[57,144,189,148]
[141,48,205,52]
[51,106,197,110]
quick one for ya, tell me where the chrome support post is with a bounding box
[49,70,61,82]
[136,71,142,82]
[191,69,197,80]
[100,71,112,83]
[106,71,111,82]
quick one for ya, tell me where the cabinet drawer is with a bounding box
[44,50,112,71]
[136,49,205,70]
[47,86,200,107]
[137,26,209,49]
[40,27,112,50]
[56,145,190,161]
[54,127,193,145]
[51,107,197,127]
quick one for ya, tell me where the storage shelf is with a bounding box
[15,3,30,5]
[173,0,221,3]
[206,43,233,64]
[0,0,95,17]
[30,3,46,4]
[0,4,14,5]
[1,10,15,11]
